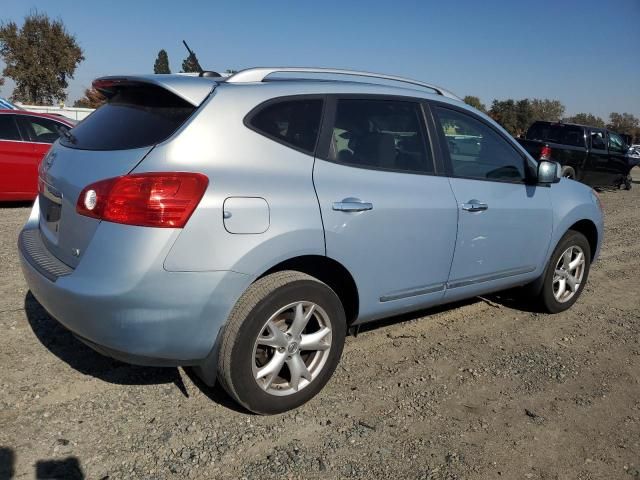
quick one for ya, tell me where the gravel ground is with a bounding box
[1,170,639,479]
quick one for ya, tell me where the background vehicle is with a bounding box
[19,68,604,414]
[0,110,74,201]
[0,97,20,110]
[517,121,631,188]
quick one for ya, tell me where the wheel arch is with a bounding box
[568,219,598,261]
[258,255,359,325]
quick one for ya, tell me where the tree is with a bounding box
[181,52,201,73]
[563,113,605,128]
[607,112,639,134]
[73,87,106,109]
[489,99,519,135]
[515,99,534,137]
[0,12,84,104]
[463,95,486,113]
[529,99,565,122]
[153,49,171,74]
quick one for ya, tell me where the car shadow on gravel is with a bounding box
[23,292,249,413]
[24,292,186,390]
[0,201,34,209]
[355,290,541,335]
[1,446,84,480]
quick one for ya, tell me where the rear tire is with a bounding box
[217,271,346,414]
[536,230,591,313]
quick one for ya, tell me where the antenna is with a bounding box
[182,40,204,74]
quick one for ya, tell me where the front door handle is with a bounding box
[332,198,373,212]
[461,200,488,212]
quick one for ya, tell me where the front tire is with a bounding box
[217,271,346,414]
[537,231,591,313]
[560,166,576,180]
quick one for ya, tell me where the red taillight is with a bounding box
[540,145,552,160]
[76,172,208,228]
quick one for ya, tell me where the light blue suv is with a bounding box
[19,68,604,414]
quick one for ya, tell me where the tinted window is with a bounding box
[19,116,68,144]
[526,123,585,148]
[61,86,195,150]
[435,107,525,181]
[0,115,22,141]
[250,99,323,153]
[608,132,625,153]
[328,99,432,173]
[591,131,606,150]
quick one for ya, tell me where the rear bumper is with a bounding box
[19,223,251,365]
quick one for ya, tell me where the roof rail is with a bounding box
[225,67,460,100]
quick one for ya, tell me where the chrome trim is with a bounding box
[461,201,488,212]
[0,138,56,145]
[447,266,536,289]
[380,282,445,302]
[226,67,461,100]
[41,181,62,204]
[332,200,373,212]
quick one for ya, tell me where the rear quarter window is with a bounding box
[61,85,195,150]
[247,98,323,154]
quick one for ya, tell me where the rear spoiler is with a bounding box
[93,74,218,106]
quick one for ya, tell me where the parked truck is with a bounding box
[517,121,634,189]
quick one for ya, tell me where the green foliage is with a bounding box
[489,98,566,136]
[489,99,519,135]
[154,49,171,74]
[463,95,486,113]
[563,113,605,128]
[529,99,564,122]
[607,112,639,135]
[0,12,84,104]
[181,52,201,73]
[608,112,640,143]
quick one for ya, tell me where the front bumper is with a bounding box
[19,222,251,365]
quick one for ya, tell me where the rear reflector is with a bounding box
[539,145,552,160]
[76,172,208,228]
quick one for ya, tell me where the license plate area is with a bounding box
[39,180,63,235]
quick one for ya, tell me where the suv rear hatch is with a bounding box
[38,75,216,268]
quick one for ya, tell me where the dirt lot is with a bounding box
[1,172,639,480]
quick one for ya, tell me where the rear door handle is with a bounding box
[332,198,373,212]
[461,200,488,212]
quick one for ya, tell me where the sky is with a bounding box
[0,0,638,119]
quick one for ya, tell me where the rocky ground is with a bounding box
[0,171,638,479]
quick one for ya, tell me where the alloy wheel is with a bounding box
[252,301,332,396]
[552,245,586,303]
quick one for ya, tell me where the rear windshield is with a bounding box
[61,85,195,150]
[526,123,585,148]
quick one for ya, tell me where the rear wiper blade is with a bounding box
[57,126,77,144]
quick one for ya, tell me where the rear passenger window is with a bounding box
[328,99,432,173]
[434,107,525,182]
[0,115,22,141]
[249,99,323,153]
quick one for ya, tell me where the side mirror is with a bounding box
[538,160,561,184]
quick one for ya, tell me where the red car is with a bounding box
[0,110,75,201]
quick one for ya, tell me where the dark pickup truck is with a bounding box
[517,121,635,189]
